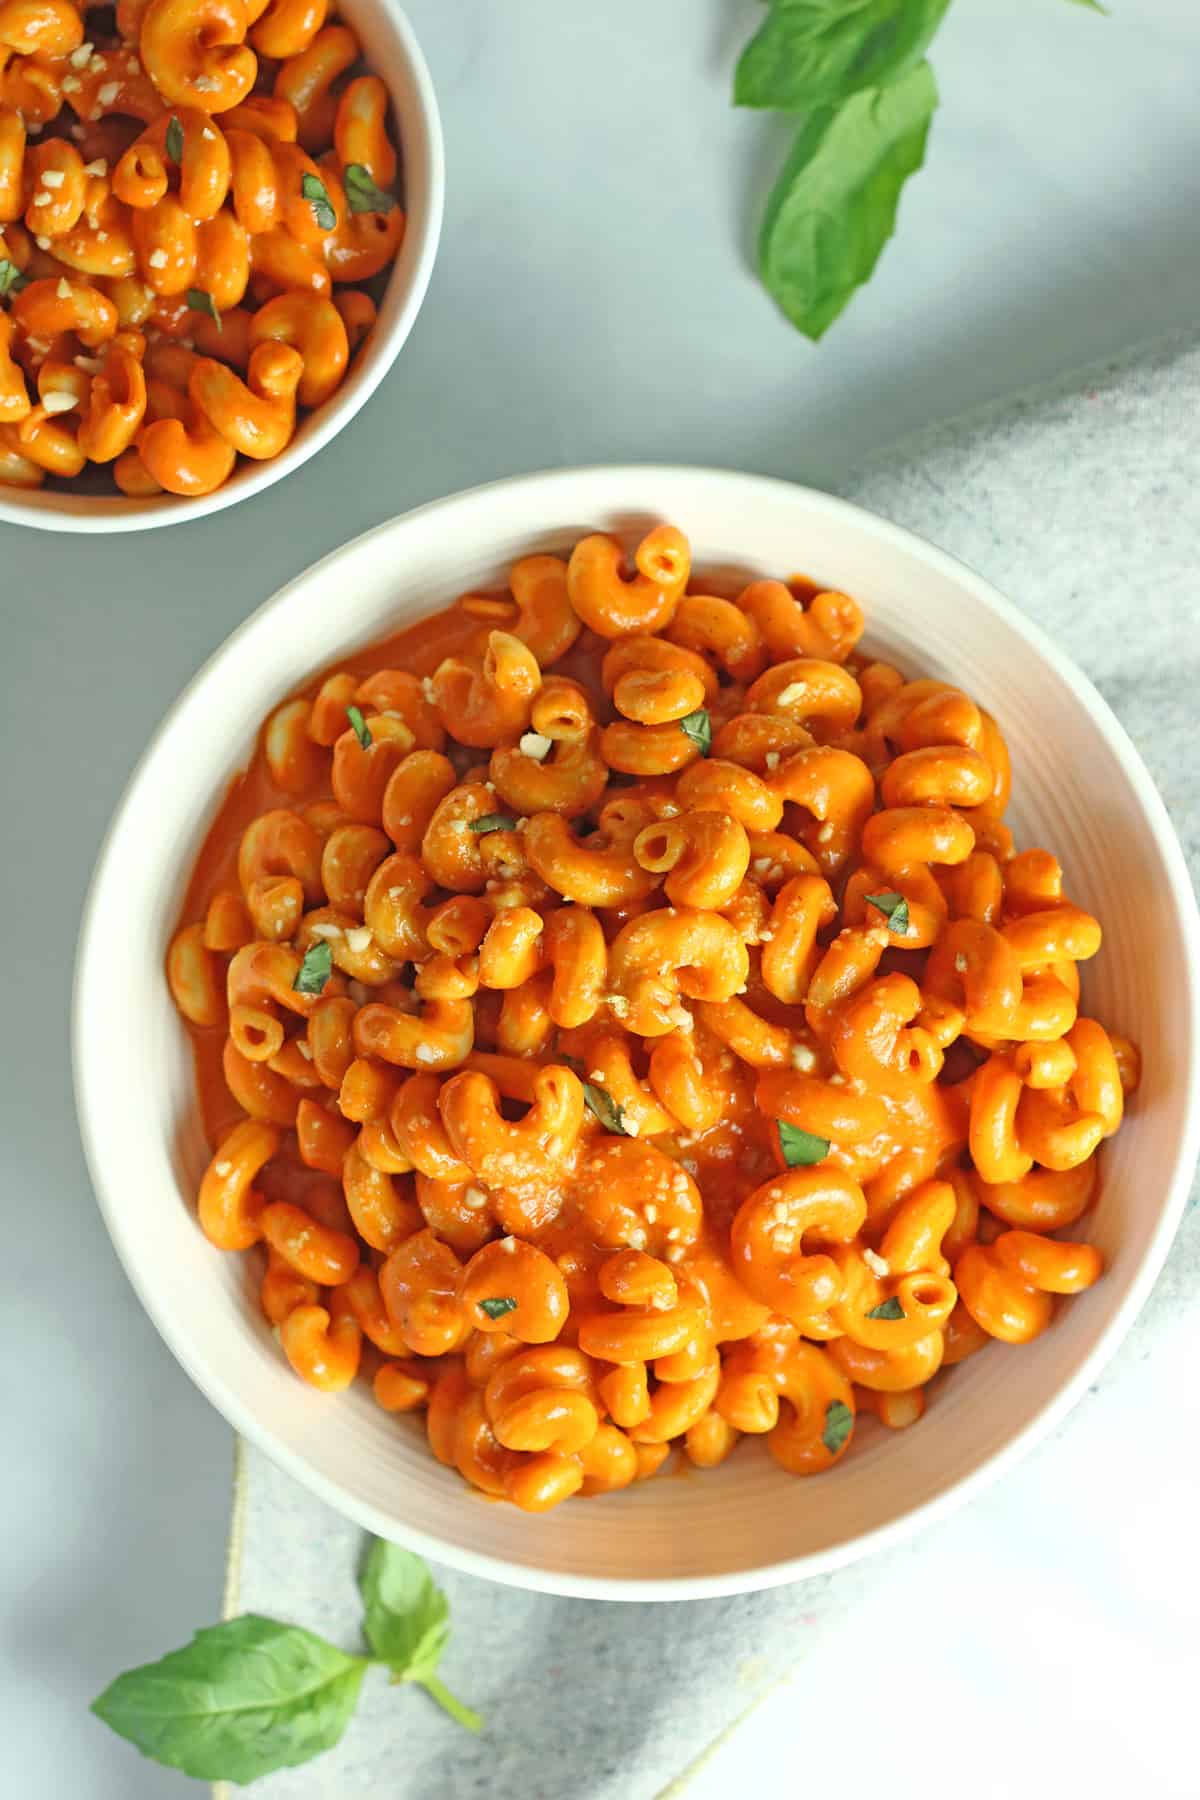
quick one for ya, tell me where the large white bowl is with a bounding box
[0,0,442,534]
[74,468,1200,1598]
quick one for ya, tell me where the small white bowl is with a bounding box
[74,468,1200,1598]
[0,1,443,534]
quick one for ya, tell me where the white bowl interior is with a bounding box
[0,0,443,534]
[74,468,1200,1596]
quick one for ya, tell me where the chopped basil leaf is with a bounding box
[582,1081,629,1136]
[821,1398,853,1456]
[777,1120,830,1166]
[678,708,712,757]
[344,162,397,215]
[477,1296,517,1320]
[186,287,221,333]
[469,813,517,835]
[165,114,184,164]
[864,891,910,936]
[301,171,336,233]
[346,704,372,749]
[0,259,29,300]
[866,1296,905,1320]
[293,940,333,995]
[562,1056,629,1136]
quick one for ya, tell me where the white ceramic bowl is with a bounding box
[0,1,442,534]
[74,468,1200,1598]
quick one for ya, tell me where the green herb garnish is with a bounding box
[469,813,518,834]
[0,259,29,300]
[734,1,1101,341]
[866,1296,905,1320]
[358,1540,481,1733]
[344,162,397,214]
[165,114,184,164]
[864,891,910,936]
[90,1541,480,1782]
[777,1120,830,1166]
[185,287,221,333]
[678,708,712,757]
[293,940,333,995]
[478,1296,518,1320]
[821,1398,854,1456]
[346,704,372,749]
[562,1055,630,1137]
[301,171,336,232]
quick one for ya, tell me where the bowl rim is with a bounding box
[0,0,444,536]
[72,465,1200,1599]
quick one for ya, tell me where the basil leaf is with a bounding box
[564,1051,636,1137]
[0,258,28,299]
[736,0,952,112]
[759,61,938,340]
[165,114,184,163]
[478,1294,517,1319]
[90,1615,368,1783]
[344,162,397,214]
[866,1296,905,1320]
[821,1398,854,1455]
[293,940,333,995]
[186,287,221,333]
[678,709,712,757]
[581,1080,629,1136]
[561,1055,630,1136]
[778,1120,830,1166]
[864,890,910,935]
[469,813,518,834]
[1063,0,1107,9]
[358,1541,482,1733]
[301,171,336,232]
[346,703,372,749]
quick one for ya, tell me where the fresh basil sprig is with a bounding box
[91,1542,480,1781]
[359,1541,481,1733]
[777,1120,830,1166]
[344,162,397,215]
[735,0,1104,339]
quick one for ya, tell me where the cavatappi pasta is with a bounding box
[0,0,403,497]
[168,525,1138,1511]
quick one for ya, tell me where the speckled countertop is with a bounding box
[217,330,1200,1800]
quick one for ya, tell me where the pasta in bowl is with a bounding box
[0,0,442,529]
[75,469,1200,1594]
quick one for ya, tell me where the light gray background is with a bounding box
[3,2,1198,1793]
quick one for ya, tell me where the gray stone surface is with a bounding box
[219,329,1200,1799]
